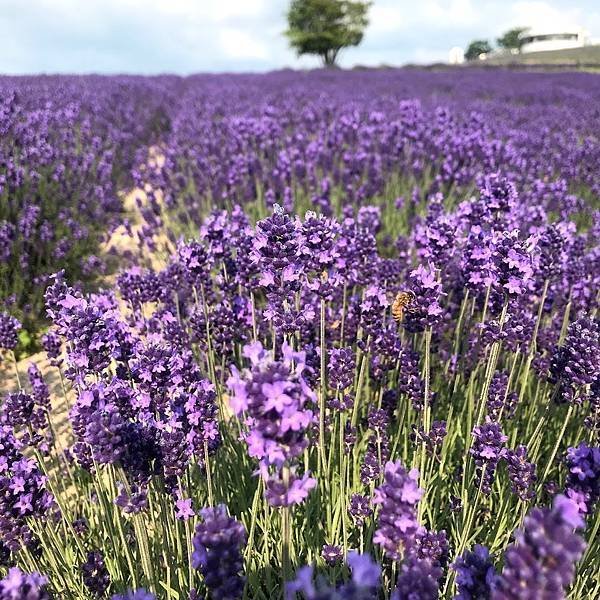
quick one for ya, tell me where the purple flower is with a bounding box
[414,194,457,270]
[494,495,586,599]
[299,211,340,272]
[348,494,372,527]
[263,469,317,507]
[360,409,391,485]
[50,289,134,376]
[1,392,35,428]
[392,556,442,600]
[175,496,196,520]
[470,421,507,495]
[486,371,518,421]
[373,460,423,560]
[252,207,302,294]
[0,221,15,262]
[493,230,535,297]
[402,263,444,333]
[322,544,343,565]
[0,313,21,351]
[550,316,600,404]
[73,518,88,536]
[192,504,247,600]
[328,347,355,392]
[564,443,600,517]
[336,217,380,287]
[115,484,148,515]
[117,267,164,307]
[40,330,62,365]
[228,341,316,506]
[0,568,49,600]
[286,552,381,599]
[397,347,425,411]
[81,551,110,597]
[176,239,212,290]
[411,420,447,455]
[414,530,449,568]
[537,222,569,281]
[27,364,50,411]
[452,544,498,600]
[357,205,381,235]
[505,446,537,502]
[111,591,155,600]
[461,227,496,294]
[477,174,518,225]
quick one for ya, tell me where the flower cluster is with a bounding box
[486,372,518,421]
[0,568,50,600]
[564,443,600,517]
[550,317,600,404]
[192,505,247,600]
[373,460,423,560]
[494,495,586,598]
[0,426,55,551]
[392,556,442,600]
[505,445,537,501]
[0,313,21,352]
[81,551,110,597]
[286,552,381,599]
[470,421,507,495]
[228,341,316,506]
[452,544,498,600]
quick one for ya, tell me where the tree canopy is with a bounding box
[465,40,493,61]
[497,27,529,51]
[286,0,371,67]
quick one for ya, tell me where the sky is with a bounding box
[1,0,599,74]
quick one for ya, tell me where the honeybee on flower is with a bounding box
[391,290,417,323]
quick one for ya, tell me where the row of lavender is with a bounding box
[132,69,599,256]
[0,69,599,598]
[0,75,179,343]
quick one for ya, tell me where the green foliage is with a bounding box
[15,328,33,358]
[465,39,493,61]
[285,0,371,66]
[497,27,529,51]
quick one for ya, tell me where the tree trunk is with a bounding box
[322,49,339,68]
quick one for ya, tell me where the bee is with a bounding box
[392,290,417,323]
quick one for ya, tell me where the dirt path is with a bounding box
[0,147,167,442]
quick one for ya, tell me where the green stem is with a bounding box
[319,298,327,478]
[204,441,215,507]
[541,404,574,482]
[11,350,22,389]
[281,467,291,588]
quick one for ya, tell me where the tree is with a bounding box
[464,40,492,61]
[286,0,371,67]
[497,27,529,52]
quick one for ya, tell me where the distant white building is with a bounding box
[448,47,465,64]
[519,27,589,53]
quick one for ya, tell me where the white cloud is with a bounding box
[219,28,269,60]
[509,1,583,30]
[370,0,477,34]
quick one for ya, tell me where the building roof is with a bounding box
[518,26,584,39]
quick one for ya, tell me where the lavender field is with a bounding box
[0,69,599,599]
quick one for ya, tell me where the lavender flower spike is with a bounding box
[0,568,50,600]
[493,495,586,599]
[373,460,423,560]
[192,504,247,600]
[111,591,155,600]
[286,551,381,599]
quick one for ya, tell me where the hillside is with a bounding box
[484,44,600,67]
